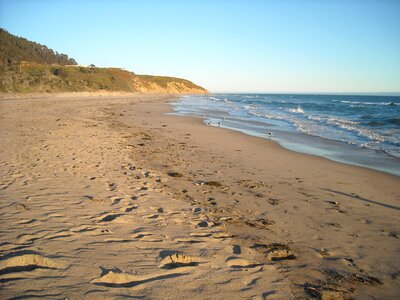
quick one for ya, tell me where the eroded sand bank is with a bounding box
[0,93,399,299]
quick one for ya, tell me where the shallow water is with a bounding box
[171,94,400,176]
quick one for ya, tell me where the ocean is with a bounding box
[171,94,400,176]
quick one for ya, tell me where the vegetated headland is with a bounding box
[0,28,207,94]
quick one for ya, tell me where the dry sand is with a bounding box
[0,93,399,299]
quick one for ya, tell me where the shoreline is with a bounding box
[171,94,400,177]
[115,97,400,298]
[168,97,400,181]
[172,109,400,178]
[1,93,399,299]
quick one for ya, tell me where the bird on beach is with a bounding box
[268,132,273,136]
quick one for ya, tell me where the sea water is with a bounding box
[171,94,400,176]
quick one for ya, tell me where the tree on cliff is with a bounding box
[0,28,78,66]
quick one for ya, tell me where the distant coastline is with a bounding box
[211,92,400,97]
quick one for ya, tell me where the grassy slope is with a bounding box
[0,64,130,93]
[0,64,207,93]
[0,28,207,94]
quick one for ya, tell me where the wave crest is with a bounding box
[288,107,305,114]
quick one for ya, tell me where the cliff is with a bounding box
[0,29,207,94]
[0,63,207,94]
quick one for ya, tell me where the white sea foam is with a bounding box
[240,104,395,148]
[244,104,256,110]
[308,115,387,143]
[209,96,220,101]
[337,100,397,106]
[288,107,305,114]
[175,94,400,162]
[327,117,359,125]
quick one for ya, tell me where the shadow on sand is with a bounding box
[321,188,400,211]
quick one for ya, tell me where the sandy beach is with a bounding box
[0,93,399,299]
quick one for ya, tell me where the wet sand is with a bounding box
[0,93,399,299]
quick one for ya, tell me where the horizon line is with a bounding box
[209,91,400,96]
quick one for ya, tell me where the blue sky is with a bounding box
[1,0,399,93]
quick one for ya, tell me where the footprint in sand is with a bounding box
[251,243,296,261]
[110,196,123,205]
[123,205,138,212]
[91,267,192,288]
[158,253,199,269]
[189,232,212,238]
[16,218,38,225]
[143,213,159,219]
[46,213,66,218]
[150,206,164,213]
[140,237,163,242]
[0,252,69,275]
[132,232,153,239]
[132,232,162,242]
[174,237,204,244]
[45,231,73,240]
[103,237,132,243]
[69,225,97,233]
[17,233,45,244]
[13,202,30,211]
[108,182,117,192]
[243,275,261,287]
[97,213,123,223]
[213,232,235,239]
[225,257,261,268]
[232,245,241,255]
[196,220,214,228]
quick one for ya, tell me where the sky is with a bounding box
[1,0,399,93]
